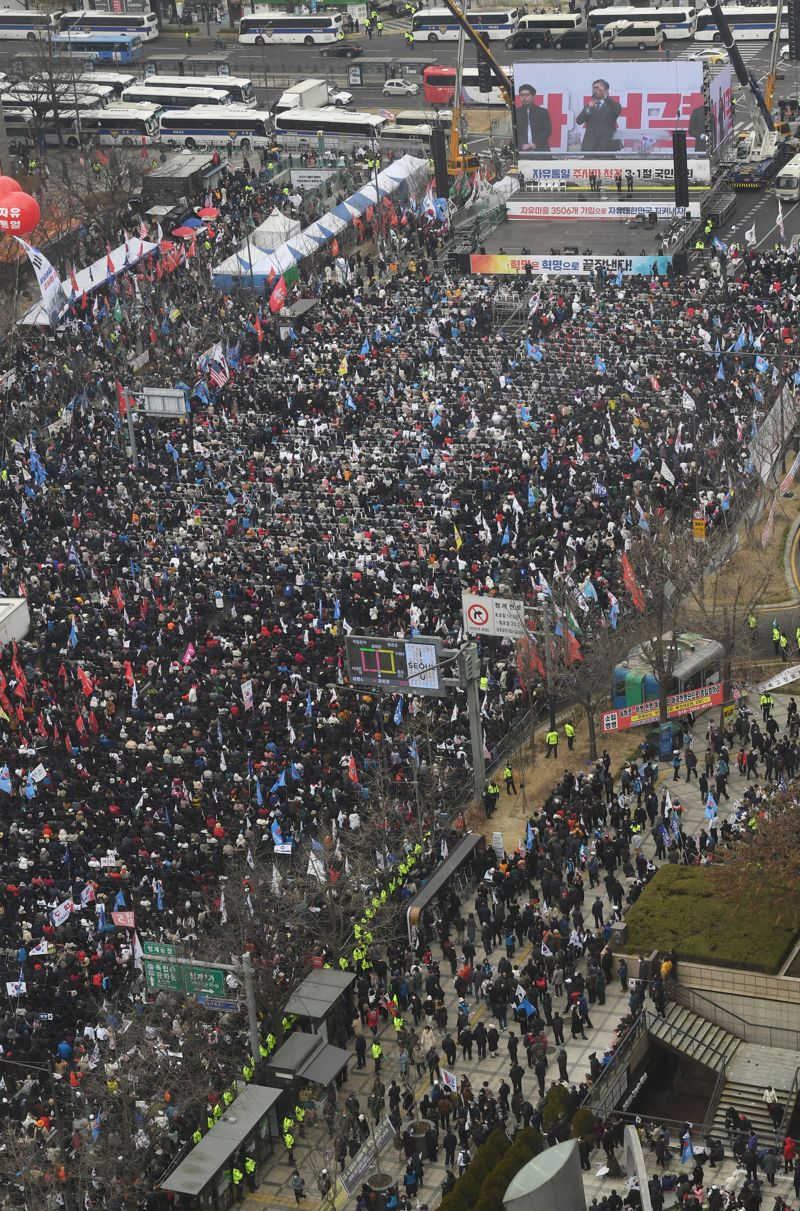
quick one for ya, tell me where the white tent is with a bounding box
[251,209,301,252]
[19,238,159,327]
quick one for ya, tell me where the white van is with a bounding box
[604,19,665,48]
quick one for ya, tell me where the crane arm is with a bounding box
[706,0,774,135]
[437,0,514,101]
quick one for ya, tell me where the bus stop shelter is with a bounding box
[405,831,485,946]
[265,1030,351,1091]
[282,968,355,1042]
[161,1085,281,1211]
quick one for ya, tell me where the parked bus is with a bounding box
[159,105,272,150]
[422,64,511,106]
[134,73,255,107]
[77,71,136,98]
[380,121,433,149]
[0,10,60,40]
[80,101,162,146]
[392,108,452,127]
[694,4,786,39]
[58,9,159,41]
[238,12,344,44]
[2,88,106,113]
[412,6,521,40]
[21,78,116,108]
[513,11,586,43]
[272,107,387,145]
[51,32,145,63]
[587,5,697,39]
[122,82,232,109]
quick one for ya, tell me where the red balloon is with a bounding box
[0,191,41,236]
[0,176,20,199]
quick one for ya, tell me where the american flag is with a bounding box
[138,219,148,240]
[208,358,229,388]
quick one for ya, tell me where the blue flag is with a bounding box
[69,621,78,648]
[501,524,510,547]
[255,778,263,807]
[0,764,10,794]
[305,690,313,719]
[333,598,341,621]
[755,355,769,373]
[540,449,549,471]
[271,770,286,793]
[394,697,403,726]
[595,354,606,374]
[631,441,641,463]
[25,774,35,800]
[360,337,370,356]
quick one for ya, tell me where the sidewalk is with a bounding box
[247,692,798,1210]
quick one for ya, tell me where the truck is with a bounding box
[129,153,226,211]
[273,78,330,115]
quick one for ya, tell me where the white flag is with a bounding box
[659,459,676,486]
[744,223,756,246]
[13,237,68,326]
[241,679,254,711]
[51,898,73,927]
[132,930,144,972]
[131,681,138,709]
[219,889,227,924]
[541,942,553,957]
[271,863,281,894]
[777,200,785,241]
[681,390,696,412]
[246,848,255,870]
[307,852,326,883]
[29,938,49,955]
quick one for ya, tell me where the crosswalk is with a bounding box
[673,42,767,63]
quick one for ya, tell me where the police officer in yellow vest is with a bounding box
[231,1164,245,1202]
[772,622,781,655]
[503,763,516,795]
[294,1104,306,1137]
[780,630,789,661]
[761,691,773,721]
[244,1154,257,1192]
[284,1129,296,1163]
[545,727,559,758]
[746,612,756,642]
[192,1126,202,1145]
[564,720,575,750]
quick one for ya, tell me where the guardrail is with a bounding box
[668,980,800,1052]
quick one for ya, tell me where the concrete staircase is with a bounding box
[647,1003,742,1070]
[711,1074,790,1142]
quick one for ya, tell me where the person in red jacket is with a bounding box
[783,1134,796,1173]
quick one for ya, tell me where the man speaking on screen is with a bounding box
[515,83,552,152]
[576,78,622,153]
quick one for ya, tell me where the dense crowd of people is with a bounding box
[0,149,798,1207]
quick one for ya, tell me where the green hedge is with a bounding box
[446,1126,543,1211]
[624,865,799,974]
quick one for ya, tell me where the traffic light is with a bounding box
[788,0,800,61]
[477,57,493,93]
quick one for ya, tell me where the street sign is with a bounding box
[345,635,443,696]
[137,387,188,417]
[143,958,182,993]
[183,966,226,997]
[143,941,176,957]
[692,511,707,542]
[461,592,529,639]
[197,995,243,1013]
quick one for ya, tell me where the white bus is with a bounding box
[393,108,452,127]
[135,73,255,107]
[159,105,272,150]
[412,7,521,41]
[238,12,344,45]
[272,107,387,145]
[3,87,105,112]
[58,9,159,41]
[121,82,232,108]
[694,4,786,40]
[514,11,585,38]
[587,5,697,39]
[0,9,60,40]
[80,101,162,146]
[775,153,800,200]
[78,71,136,98]
[381,121,433,148]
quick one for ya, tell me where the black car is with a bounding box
[320,41,364,57]
[506,27,600,49]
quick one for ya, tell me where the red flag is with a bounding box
[187,236,196,259]
[621,552,645,612]
[115,380,127,419]
[331,238,339,257]
[253,312,264,342]
[95,148,110,167]
[52,721,59,744]
[81,290,88,311]
[75,714,85,735]
[566,629,583,665]
[65,733,73,754]
[76,667,94,697]
[268,276,287,314]
[69,263,80,295]
[36,712,47,738]
[348,754,358,784]
[88,710,100,736]
[106,249,115,277]
[15,704,24,723]
[123,661,135,688]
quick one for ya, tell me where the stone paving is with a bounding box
[246,690,798,1210]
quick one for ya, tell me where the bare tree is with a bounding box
[55,149,147,247]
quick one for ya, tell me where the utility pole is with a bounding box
[241,951,262,1066]
[459,642,486,800]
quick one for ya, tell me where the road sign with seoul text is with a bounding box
[462,593,529,640]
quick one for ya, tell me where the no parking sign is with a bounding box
[461,593,529,640]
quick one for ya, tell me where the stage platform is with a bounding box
[480,217,667,258]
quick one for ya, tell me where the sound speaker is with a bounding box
[672,129,690,209]
[431,126,449,200]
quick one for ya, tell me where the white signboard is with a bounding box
[519,157,711,185]
[506,199,700,221]
[290,169,337,189]
[462,593,528,639]
[138,388,187,417]
[752,665,800,695]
